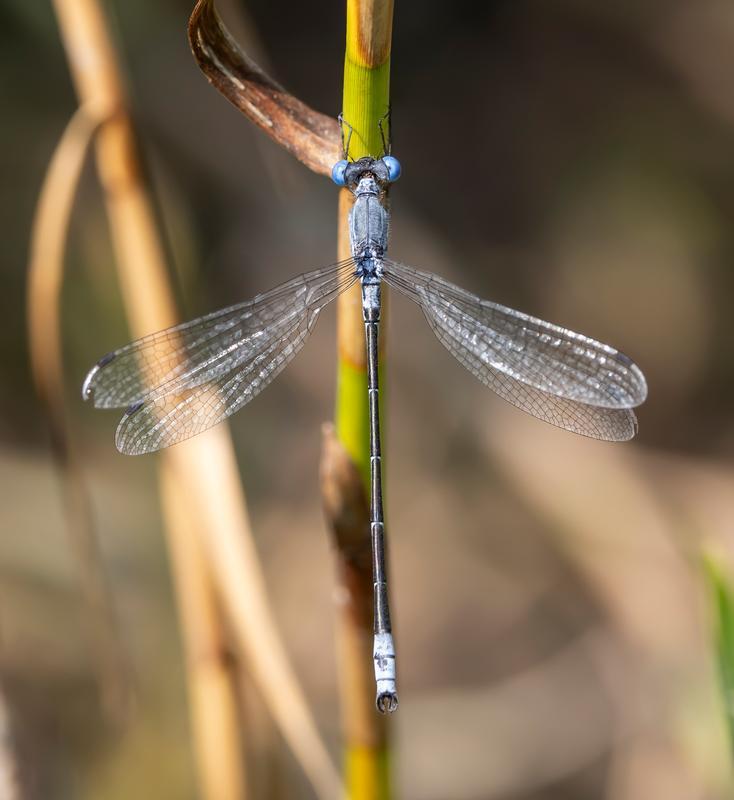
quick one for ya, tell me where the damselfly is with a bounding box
[82,125,647,714]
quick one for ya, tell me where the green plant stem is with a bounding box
[336,0,393,487]
[334,2,394,798]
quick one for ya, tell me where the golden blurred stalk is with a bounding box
[160,463,245,800]
[49,1,243,796]
[27,103,132,723]
[50,0,340,797]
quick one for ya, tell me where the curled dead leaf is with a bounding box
[188,0,341,176]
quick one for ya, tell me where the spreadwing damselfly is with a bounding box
[83,130,647,713]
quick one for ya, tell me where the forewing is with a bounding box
[83,261,357,455]
[83,260,356,409]
[383,260,643,441]
[383,260,646,409]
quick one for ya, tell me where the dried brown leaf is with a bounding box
[320,423,371,569]
[188,0,341,176]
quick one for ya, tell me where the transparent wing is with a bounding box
[383,259,645,441]
[83,260,356,409]
[83,260,357,455]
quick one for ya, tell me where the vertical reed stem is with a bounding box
[332,1,394,797]
[336,0,394,485]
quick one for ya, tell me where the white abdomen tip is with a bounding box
[373,632,398,713]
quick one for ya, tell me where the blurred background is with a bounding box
[3,0,734,797]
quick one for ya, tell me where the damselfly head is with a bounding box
[331,155,402,190]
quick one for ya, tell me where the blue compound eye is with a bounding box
[382,155,402,182]
[331,160,349,186]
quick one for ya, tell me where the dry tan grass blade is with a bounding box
[160,461,246,800]
[26,103,133,723]
[49,0,342,795]
[172,432,344,798]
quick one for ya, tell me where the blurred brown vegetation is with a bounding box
[3,0,734,797]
